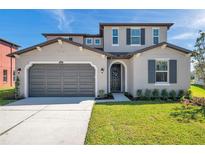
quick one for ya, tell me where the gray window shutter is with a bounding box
[126,28,131,45]
[169,60,177,83]
[141,28,145,45]
[148,60,156,83]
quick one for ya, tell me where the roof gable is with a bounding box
[132,42,192,55]
[8,38,112,57]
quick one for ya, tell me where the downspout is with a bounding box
[10,45,13,87]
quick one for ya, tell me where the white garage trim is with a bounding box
[24,61,98,97]
[108,60,128,93]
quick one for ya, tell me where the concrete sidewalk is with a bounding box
[0,97,94,145]
[95,93,130,103]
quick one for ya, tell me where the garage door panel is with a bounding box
[29,64,95,97]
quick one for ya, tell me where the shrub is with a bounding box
[152,89,160,99]
[98,90,105,98]
[1,90,15,100]
[107,93,113,98]
[144,89,152,100]
[161,89,168,100]
[124,92,129,96]
[136,89,143,99]
[186,89,193,99]
[189,97,205,107]
[178,89,185,99]
[15,76,20,100]
[169,90,177,100]
[124,92,133,99]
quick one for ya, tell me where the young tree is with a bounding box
[192,30,205,87]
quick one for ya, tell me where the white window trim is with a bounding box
[112,27,119,46]
[94,38,101,45]
[155,59,169,85]
[85,38,93,45]
[152,27,160,45]
[130,27,141,46]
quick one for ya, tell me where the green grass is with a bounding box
[190,84,205,98]
[85,102,205,144]
[0,88,15,106]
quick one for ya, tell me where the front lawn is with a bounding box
[190,84,205,97]
[85,102,205,144]
[0,88,15,106]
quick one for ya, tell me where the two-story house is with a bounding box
[9,23,191,97]
[0,38,20,88]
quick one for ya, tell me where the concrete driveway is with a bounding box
[0,97,95,145]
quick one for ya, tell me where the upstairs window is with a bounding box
[85,38,93,45]
[131,28,141,45]
[94,38,101,45]
[153,28,160,44]
[64,37,73,41]
[112,28,119,45]
[3,70,7,82]
[156,60,168,83]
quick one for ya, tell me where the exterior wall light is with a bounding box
[17,68,21,74]
[100,68,104,74]
[59,61,64,64]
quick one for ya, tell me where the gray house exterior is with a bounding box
[9,23,191,97]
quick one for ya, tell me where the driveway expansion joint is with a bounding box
[0,105,48,137]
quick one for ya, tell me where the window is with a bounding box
[13,71,15,81]
[156,60,168,83]
[64,37,73,41]
[94,38,101,45]
[153,28,160,44]
[85,38,93,45]
[3,70,7,82]
[131,28,141,45]
[112,28,119,45]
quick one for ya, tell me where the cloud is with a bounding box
[170,32,196,40]
[193,11,205,28]
[47,10,74,32]
[174,10,205,29]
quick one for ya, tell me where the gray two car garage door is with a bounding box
[29,64,95,97]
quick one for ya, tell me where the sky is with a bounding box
[0,9,205,50]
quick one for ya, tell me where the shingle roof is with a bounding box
[7,37,191,59]
[0,38,20,48]
[43,23,174,38]
[42,33,101,37]
[132,42,192,55]
[99,23,174,28]
[7,37,112,57]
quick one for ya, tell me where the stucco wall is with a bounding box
[103,26,167,53]
[46,36,84,44]
[107,59,133,94]
[132,46,190,96]
[0,43,16,88]
[84,37,103,49]
[16,41,107,97]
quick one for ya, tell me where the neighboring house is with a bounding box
[9,23,191,97]
[0,39,20,88]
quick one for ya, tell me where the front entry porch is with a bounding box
[109,60,127,93]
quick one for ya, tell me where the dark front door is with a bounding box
[111,64,121,92]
